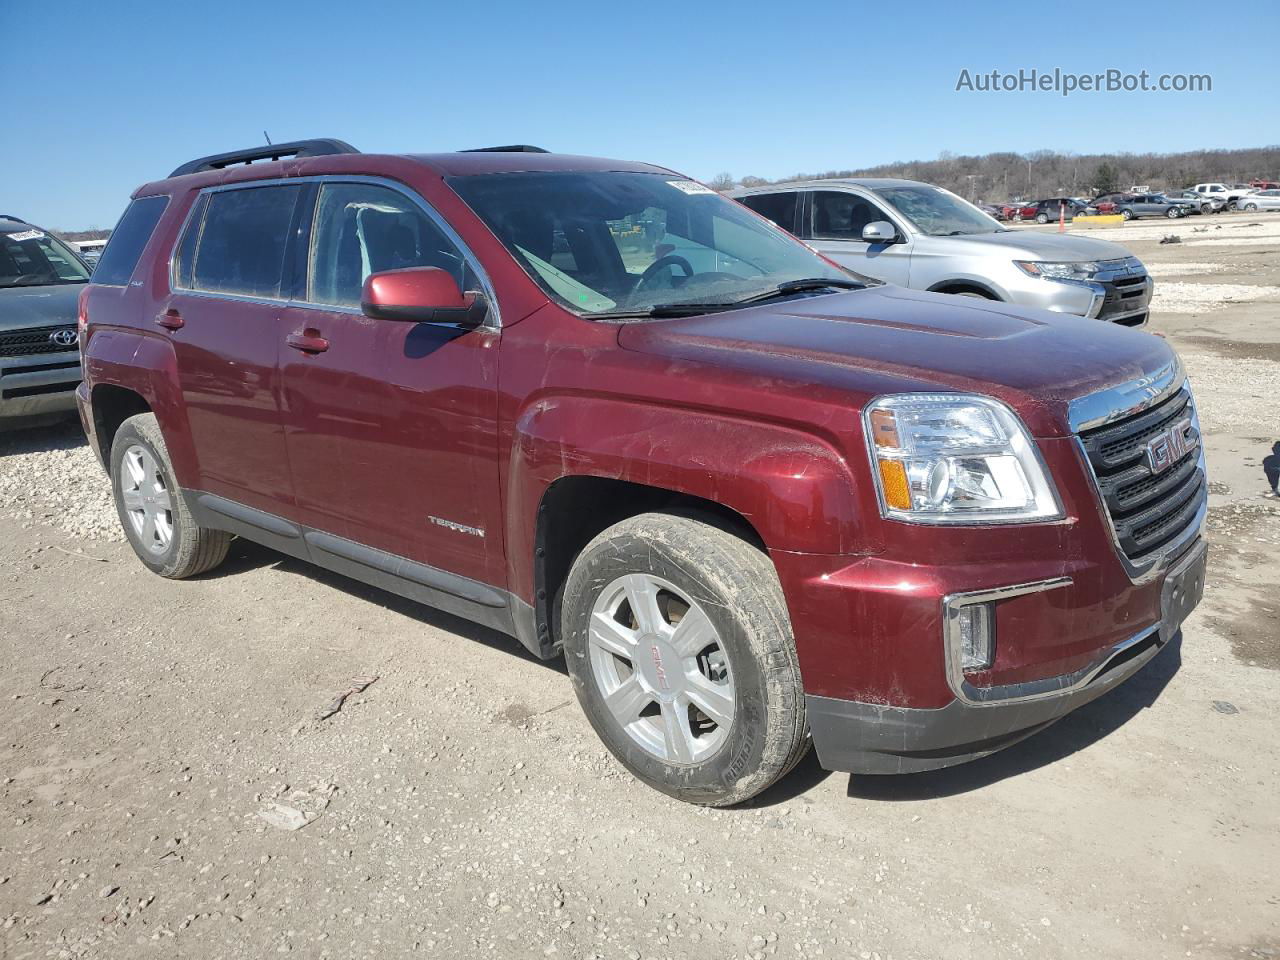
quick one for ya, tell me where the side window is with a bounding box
[93,195,170,286]
[808,193,890,241]
[308,182,470,309]
[172,193,209,290]
[738,193,798,232]
[190,185,302,299]
[810,192,886,241]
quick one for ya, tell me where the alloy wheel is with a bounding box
[588,573,735,764]
[120,444,174,555]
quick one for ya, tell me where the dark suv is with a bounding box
[78,139,1207,805]
[1,216,90,427]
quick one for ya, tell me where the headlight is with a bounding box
[1014,260,1101,281]
[864,394,1062,524]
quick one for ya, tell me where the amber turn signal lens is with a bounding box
[878,459,911,510]
[868,408,900,448]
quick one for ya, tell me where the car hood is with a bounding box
[0,283,83,331]
[925,229,1135,262]
[617,285,1176,438]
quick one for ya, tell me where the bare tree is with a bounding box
[708,172,737,193]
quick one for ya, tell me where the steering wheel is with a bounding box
[635,254,694,291]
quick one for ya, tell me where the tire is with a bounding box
[1121,208,1133,220]
[953,290,995,299]
[561,512,809,806]
[110,413,231,579]
[1244,203,1259,212]
[1167,207,1181,219]
[1035,212,1049,224]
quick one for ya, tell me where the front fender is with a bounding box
[504,394,870,602]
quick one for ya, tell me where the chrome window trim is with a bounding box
[166,174,501,328]
[941,575,1172,706]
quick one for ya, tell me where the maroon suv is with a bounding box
[77,139,1207,805]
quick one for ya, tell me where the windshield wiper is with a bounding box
[591,278,866,320]
[724,277,866,308]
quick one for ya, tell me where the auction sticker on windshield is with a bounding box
[6,230,46,242]
[666,180,716,196]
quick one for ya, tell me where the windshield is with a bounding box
[0,228,91,287]
[449,171,859,316]
[871,184,1004,237]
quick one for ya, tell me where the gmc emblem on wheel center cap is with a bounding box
[1144,417,1198,474]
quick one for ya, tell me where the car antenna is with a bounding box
[264,130,273,145]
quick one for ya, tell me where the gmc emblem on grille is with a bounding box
[1144,418,1198,474]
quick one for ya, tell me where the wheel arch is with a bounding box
[926,278,1004,300]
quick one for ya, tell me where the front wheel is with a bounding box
[1244,203,1259,212]
[561,513,809,806]
[1121,208,1133,220]
[110,413,231,578]
[1167,207,1181,219]
[1035,212,1049,224]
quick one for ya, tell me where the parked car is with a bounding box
[977,203,1007,221]
[1008,202,1039,221]
[73,238,108,267]
[79,140,1205,805]
[1115,194,1194,220]
[1236,189,1280,212]
[0,215,91,428]
[1028,198,1089,223]
[1089,193,1135,215]
[1248,180,1279,191]
[1191,182,1255,205]
[731,178,1153,325]
[1165,190,1219,214]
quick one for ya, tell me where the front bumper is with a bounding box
[805,537,1205,775]
[0,348,82,423]
[1007,258,1152,327]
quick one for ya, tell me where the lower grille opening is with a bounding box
[4,361,81,376]
[2,381,79,400]
[1092,634,1160,683]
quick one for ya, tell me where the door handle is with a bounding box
[155,309,184,330]
[286,330,329,354]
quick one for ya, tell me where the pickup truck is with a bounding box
[77,140,1207,805]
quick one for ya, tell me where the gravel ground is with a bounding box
[2,220,1278,960]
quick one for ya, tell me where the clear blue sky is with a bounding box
[3,0,1276,229]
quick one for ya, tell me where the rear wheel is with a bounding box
[561,512,809,806]
[110,413,231,578]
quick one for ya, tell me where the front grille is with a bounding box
[1077,386,1205,562]
[0,326,79,358]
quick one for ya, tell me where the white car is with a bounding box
[1236,190,1280,212]
[1192,182,1256,204]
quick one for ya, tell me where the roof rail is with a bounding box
[0,214,26,223]
[168,138,360,178]
[460,145,549,154]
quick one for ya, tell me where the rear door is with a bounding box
[803,189,912,285]
[276,179,504,587]
[164,182,304,514]
[736,192,800,233]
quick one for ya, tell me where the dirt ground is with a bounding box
[2,212,1278,960]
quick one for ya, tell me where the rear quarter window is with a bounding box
[738,192,798,232]
[92,195,170,286]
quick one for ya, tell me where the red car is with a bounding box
[77,139,1207,805]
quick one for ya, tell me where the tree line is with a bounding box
[710,144,1280,201]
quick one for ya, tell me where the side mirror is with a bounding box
[361,267,486,327]
[861,221,899,244]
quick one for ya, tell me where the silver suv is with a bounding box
[730,179,1153,327]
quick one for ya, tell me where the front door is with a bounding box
[277,180,504,587]
[164,183,306,513]
[803,190,913,286]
